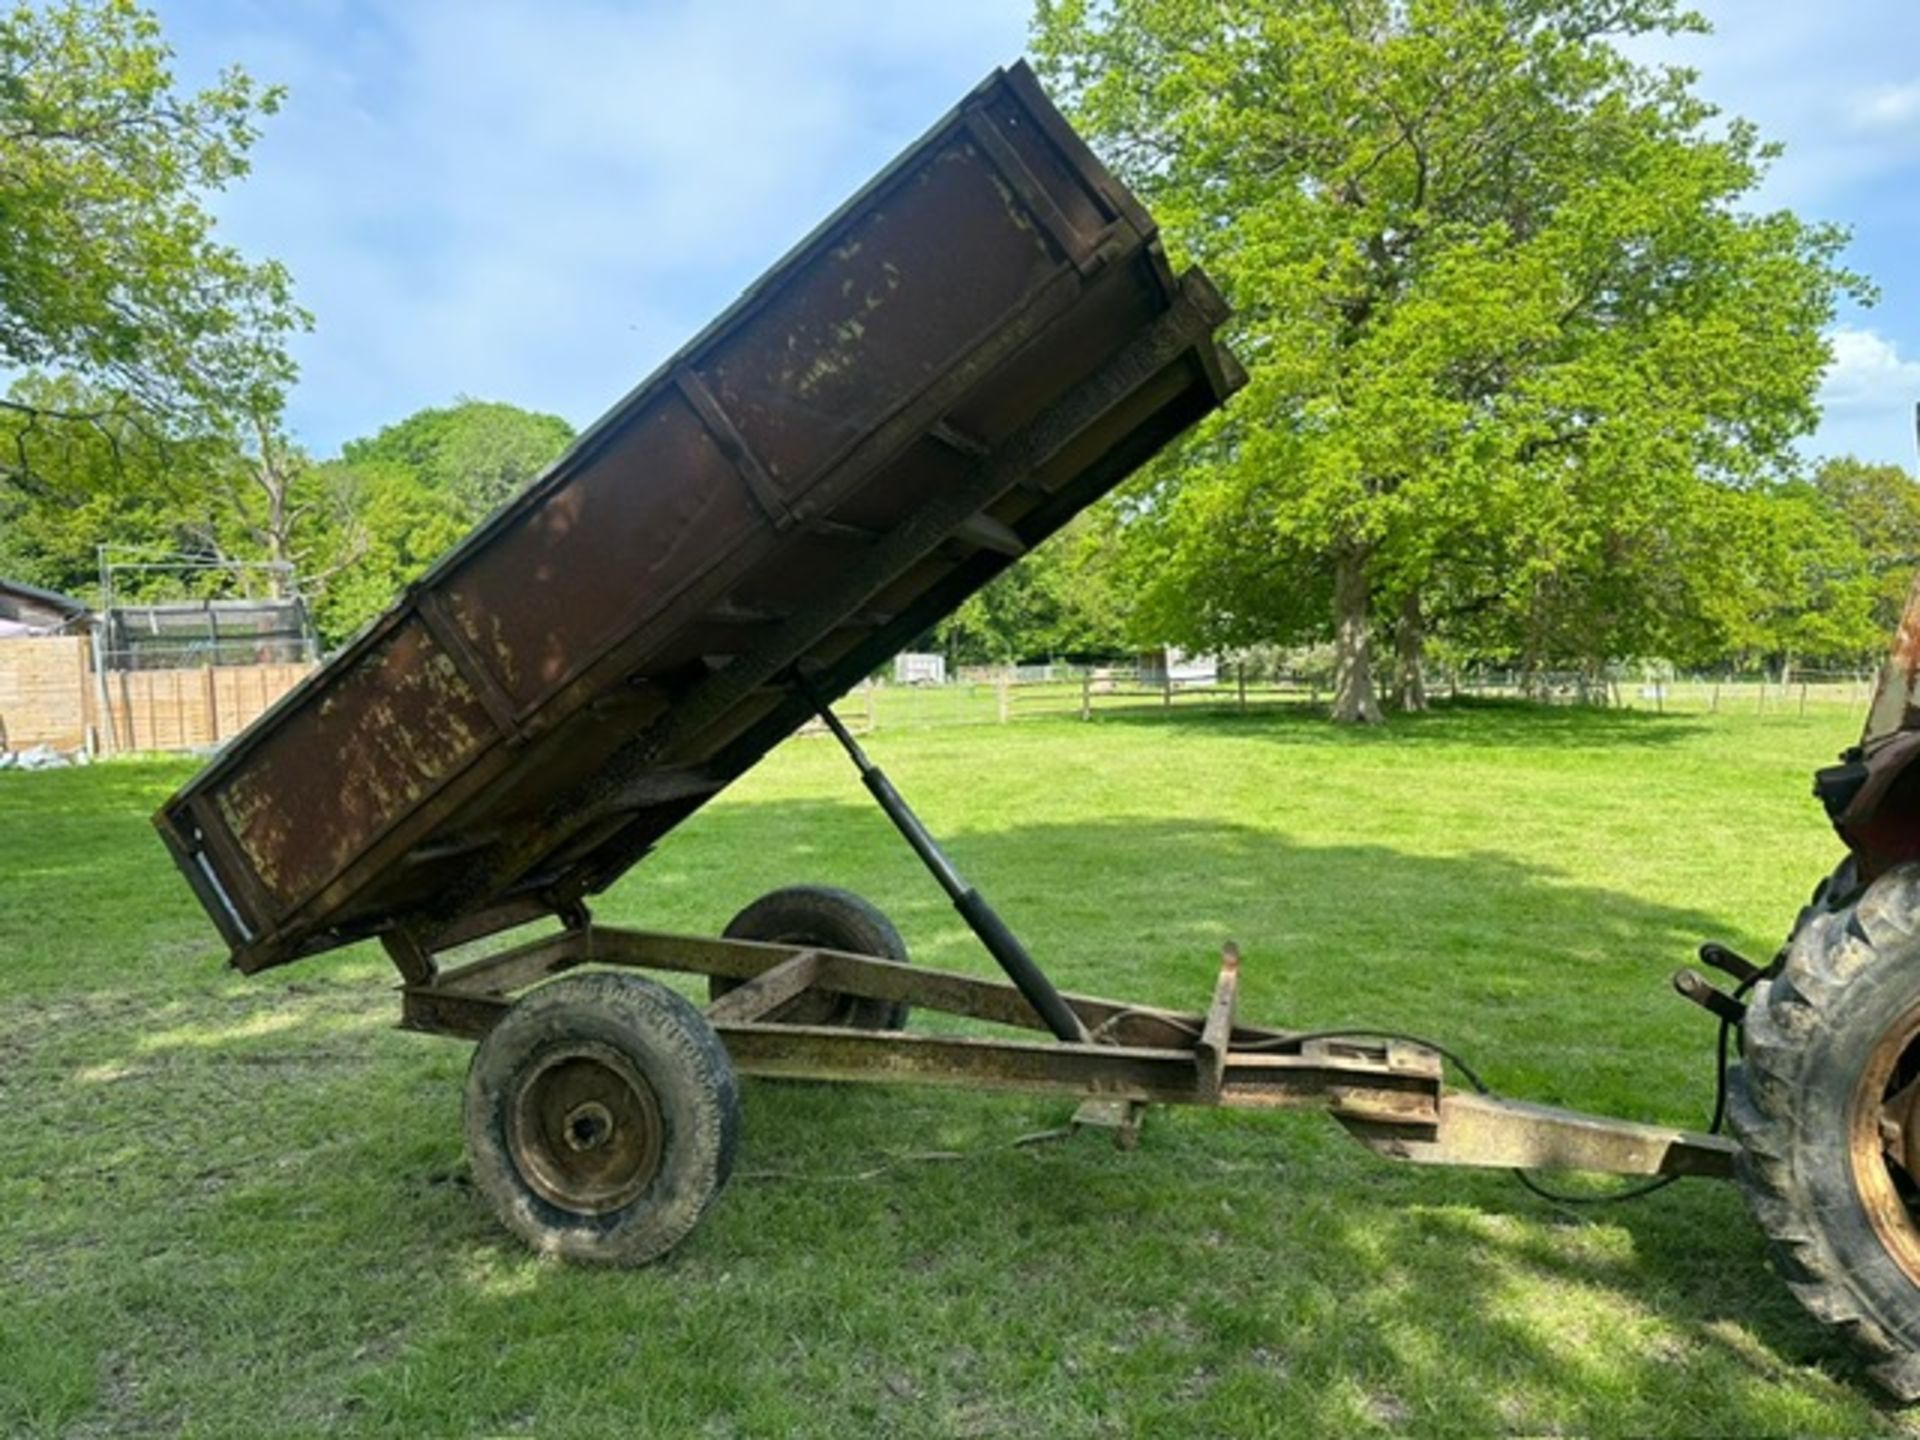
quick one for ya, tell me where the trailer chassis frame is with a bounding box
[392,923,1736,1182]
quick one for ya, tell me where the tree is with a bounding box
[0,0,305,474]
[1812,457,1920,637]
[0,374,208,595]
[1035,0,1863,720]
[341,399,575,520]
[299,458,465,645]
[932,511,1131,664]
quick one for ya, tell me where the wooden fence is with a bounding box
[0,635,314,756]
[828,664,1884,733]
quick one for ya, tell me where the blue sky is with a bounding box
[153,1,1920,469]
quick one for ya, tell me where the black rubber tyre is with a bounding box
[464,971,740,1265]
[710,885,911,1030]
[1730,859,1920,1399]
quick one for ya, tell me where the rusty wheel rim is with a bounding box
[1851,1001,1920,1286]
[507,1042,665,1215]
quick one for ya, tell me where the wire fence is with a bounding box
[821,664,1881,734]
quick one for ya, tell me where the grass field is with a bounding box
[5,700,1916,1436]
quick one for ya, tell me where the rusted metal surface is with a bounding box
[703,950,823,1025]
[1817,572,1920,877]
[1342,1094,1737,1178]
[413,926,1297,1050]
[1851,998,1920,1288]
[1863,571,1920,746]
[1195,942,1240,1095]
[394,923,1733,1181]
[508,1042,666,1216]
[155,61,1242,974]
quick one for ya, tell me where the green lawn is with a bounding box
[3,701,1912,1436]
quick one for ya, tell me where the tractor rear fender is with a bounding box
[1820,571,1920,881]
[1819,731,1920,882]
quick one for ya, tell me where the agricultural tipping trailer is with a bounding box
[154,59,1920,1397]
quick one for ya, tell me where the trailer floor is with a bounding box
[3,705,1909,1437]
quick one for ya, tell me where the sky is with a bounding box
[151,0,1920,469]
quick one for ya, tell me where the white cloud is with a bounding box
[1850,80,1920,131]
[1815,328,1920,465]
[1823,328,1920,409]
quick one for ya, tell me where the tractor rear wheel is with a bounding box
[710,885,911,1030]
[1731,860,1920,1398]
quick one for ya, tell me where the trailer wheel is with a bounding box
[712,885,910,1030]
[1730,860,1920,1398]
[464,971,740,1265]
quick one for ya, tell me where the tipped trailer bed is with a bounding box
[157,58,1763,1370]
[158,63,1240,974]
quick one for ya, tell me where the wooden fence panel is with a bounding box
[1,636,312,756]
[0,636,93,750]
[99,660,311,754]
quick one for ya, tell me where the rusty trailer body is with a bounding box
[156,59,1756,1356]
[155,62,1239,976]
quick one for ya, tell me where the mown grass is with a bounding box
[2,700,1913,1436]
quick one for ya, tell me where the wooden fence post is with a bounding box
[1163,668,1173,709]
[1237,661,1247,710]
[997,672,1010,724]
[1080,669,1092,722]
[866,680,877,732]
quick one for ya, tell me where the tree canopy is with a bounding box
[1035,0,1869,718]
[341,399,575,520]
[0,0,305,473]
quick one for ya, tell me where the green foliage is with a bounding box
[932,512,1132,663]
[0,0,306,460]
[0,376,198,597]
[300,456,471,643]
[283,399,574,643]
[1033,0,1869,707]
[1812,456,1920,637]
[342,398,574,519]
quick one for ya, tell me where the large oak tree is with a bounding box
[1035,0,1864,719]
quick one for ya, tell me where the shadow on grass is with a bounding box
[11,804,1879,1434]
[1080,694,1712,751]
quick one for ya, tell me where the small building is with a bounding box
[894,652,947,686]
[0,578,91,639]
[1138,646,1219,688]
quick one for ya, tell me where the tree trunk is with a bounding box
[1573,658,1597,706]
[1392,590,1426,712]
[1330,544,1383,724]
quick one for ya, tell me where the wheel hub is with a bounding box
[1853,1002,1920,1286]
[507,1043,665,1215]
